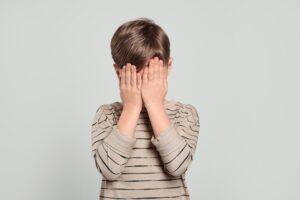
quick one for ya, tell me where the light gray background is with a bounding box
[0,0,299,199]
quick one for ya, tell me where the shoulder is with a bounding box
[95,101,121,114]
[92,101,120,125]
[172,100,200,125]
[172,100,199,114]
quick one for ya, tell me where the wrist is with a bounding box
[145,102,164,111]
[123,105,141,114]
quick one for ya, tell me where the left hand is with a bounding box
[141,57,168,108]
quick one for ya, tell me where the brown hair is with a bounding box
[110,17,170,72]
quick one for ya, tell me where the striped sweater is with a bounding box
[91,99,200,200]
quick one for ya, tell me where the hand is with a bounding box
[141,57,168,108]
[119,63,143,112]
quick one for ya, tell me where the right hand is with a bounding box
[119,63,143,112]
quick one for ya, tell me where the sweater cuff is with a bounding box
[103,125,137,156]
[151,123,185,156]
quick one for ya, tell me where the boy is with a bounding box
[91,17,200,200]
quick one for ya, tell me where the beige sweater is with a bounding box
[91,100,200,200]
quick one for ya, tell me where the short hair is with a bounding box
[110,17,170,72]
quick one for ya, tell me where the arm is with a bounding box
[140,57,200,176]
[149,103,200,177]
[91,104,139,180]
[91,63,142,180]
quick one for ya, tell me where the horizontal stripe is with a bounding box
[99,194,190,199]
[132,147,154,149]
[125,164,163,167]
[103,177,182,182]
[101,185,187,191]
[122,171,165,174]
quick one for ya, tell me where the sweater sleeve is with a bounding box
[91,104,137,180]
[150,103,200,177]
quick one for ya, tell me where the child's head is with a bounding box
[110,17,173,78]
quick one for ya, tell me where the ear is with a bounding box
[113,63,121,81]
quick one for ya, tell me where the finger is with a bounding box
[148,58,154,81]
[136,72,141,90]
[143,66,148,85]
[154,57,159,81]
[159,60,164,81]
[131,65,136,87]
[125,63,131,86]
[163,63,168,82]
[157,60,164,80]
[120,65,126,87]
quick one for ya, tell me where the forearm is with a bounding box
[91,104,138,180]
[146,103,171,138]
[147,103,200,177]
[117,106,140,138]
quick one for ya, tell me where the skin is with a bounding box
[113,56,173,139]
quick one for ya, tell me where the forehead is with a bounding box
[136,61,150,72]
[136,66,145,73]
[136,58,165,73]
[143,60,150,67]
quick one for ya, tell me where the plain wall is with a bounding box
[0,0,299,199]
